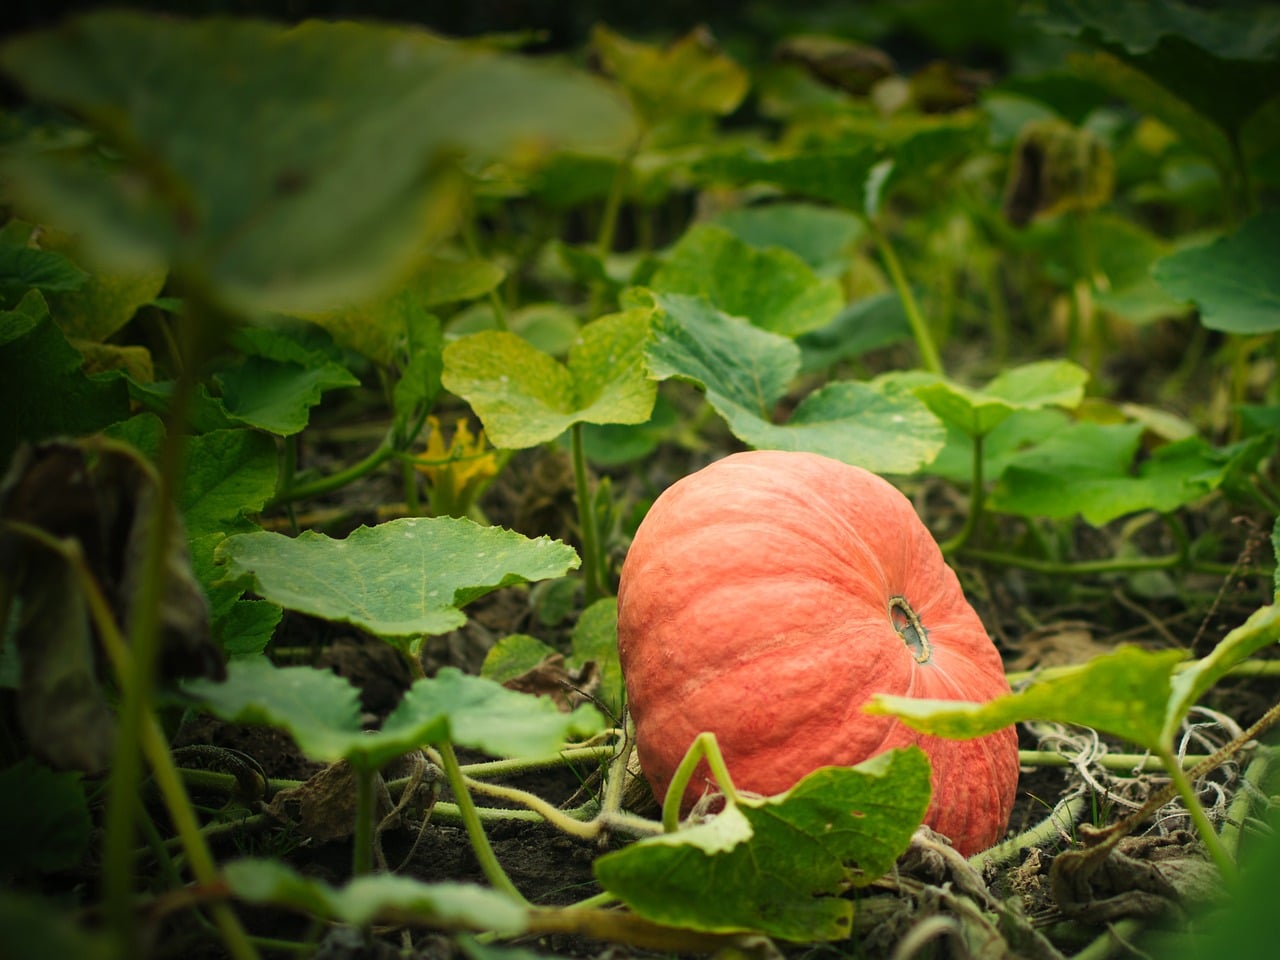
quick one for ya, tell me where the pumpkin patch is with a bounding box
[617,449,1019,855]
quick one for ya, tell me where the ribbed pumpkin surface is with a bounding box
[616,449,1019,856]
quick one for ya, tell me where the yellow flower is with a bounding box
[413,416,499,516]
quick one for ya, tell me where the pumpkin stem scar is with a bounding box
[889,595,931,664]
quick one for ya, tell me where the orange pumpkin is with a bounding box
[616,449,1018,855]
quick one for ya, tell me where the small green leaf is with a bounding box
[179,429,279,540]
[480,634,556,684]
[224,857,527,934]
[38,229,165,342]
[711,202,865,277]
[797,292,911,371]
[215,600,283,660]
[650,224,844,336]
[214,516,579,640]
[694,146,884,213]
[442,308,655,449]
[570,597,622,717]
[594,748,931,940]
[869,646,1187,753]
[0,237,88,297]
[0,759,91,875]
[1153,211,1280,333]
[912,360,1090,439]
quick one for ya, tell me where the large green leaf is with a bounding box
[711,202,865,278]
[870,646,1187,753]
[441,308,655,449]
[992,427,1251,525]
[872,603,1280,754]
[647,294,942,474]
[694,146,884,212]
[186,659,602,768]
[1153,212,1280,334]
[225,857,527,933]
[594,748,931,941]
[214,516,579,640]
[0,13,633,315]
[649,224,844,336]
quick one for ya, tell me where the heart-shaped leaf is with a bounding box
[442,308,655,449]
[910,360,1090,439]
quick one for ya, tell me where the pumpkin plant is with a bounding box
[616,449,1019,855]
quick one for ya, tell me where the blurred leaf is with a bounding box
[0,290,131,463]
[225,857,527,933]
[594,748,931,940]
[0,892,111,960]
[710,202,865,278]
[214,516,579,641]
[212,329,360,436]
[1153,212,1280,333]
[0,236,87,300]
[695,146,883,212]
[0,759,91,876]
[797,293,911,371]
[442,308,655,449]
[993,427,1256,524]
[0,13,633,314]
[650,224,843,336]
[39,229,165,342]
[592,25,748,126]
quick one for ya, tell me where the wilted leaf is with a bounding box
[214,516,580,640]
[594,748,931,940]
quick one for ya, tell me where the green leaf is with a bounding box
[1165,603,1280,744]
[797,292,911,372]
[0,759,91,876]
[179,428,279,540]
[0,237,88,298]
[591,25,749,125]
[912,360,1090,439]
[214,516,579,640]
[392,304,444,428]
[570,597,622,717]
[212,329,359,436]
[187,660,601,767]
[0,290,131,464]
[0,892,111,960]
[734,380,946,476]
[38,229,165,342]
[711,202,866,277]
[594,748,931,940]
[1273,518,1280,601]
[646,292,799,424]
[924,408,1072,484]
[0,13,633,314]
[441,308,655,449]
[869,646,1188,753]
[224,857,527,933]
[1153,212,1280,333]
[694,146,884,212]
[480,634,556,685]
[215,599,283,660]
[993,428,1241,525]
[650,224,844,336]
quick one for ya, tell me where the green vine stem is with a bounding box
[1219,746,1276,859]
[435,742,529,904]
[571,423,606,604]
[268,433,396,507]
[1017,749,1212,772]
[940,433,985,555]
[868,219,943,376]
[661,732,739,833]
[971,794,1090,871]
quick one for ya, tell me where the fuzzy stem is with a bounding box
[269,435,396,506]
[661,732,738,833]
[352,765,377,877]
[436,742,529,904]
[1017,749,1212,772]
[971,794,1089,871]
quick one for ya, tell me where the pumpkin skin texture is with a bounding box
[616,449,1018,856]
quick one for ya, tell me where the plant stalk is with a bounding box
[940,433,985,555]
[436,742,529,904]
[1157,744,1237,882]
[570,423,605,604]
[352,765,377,877]
[661,732,738,832]
[869,220,943,375]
